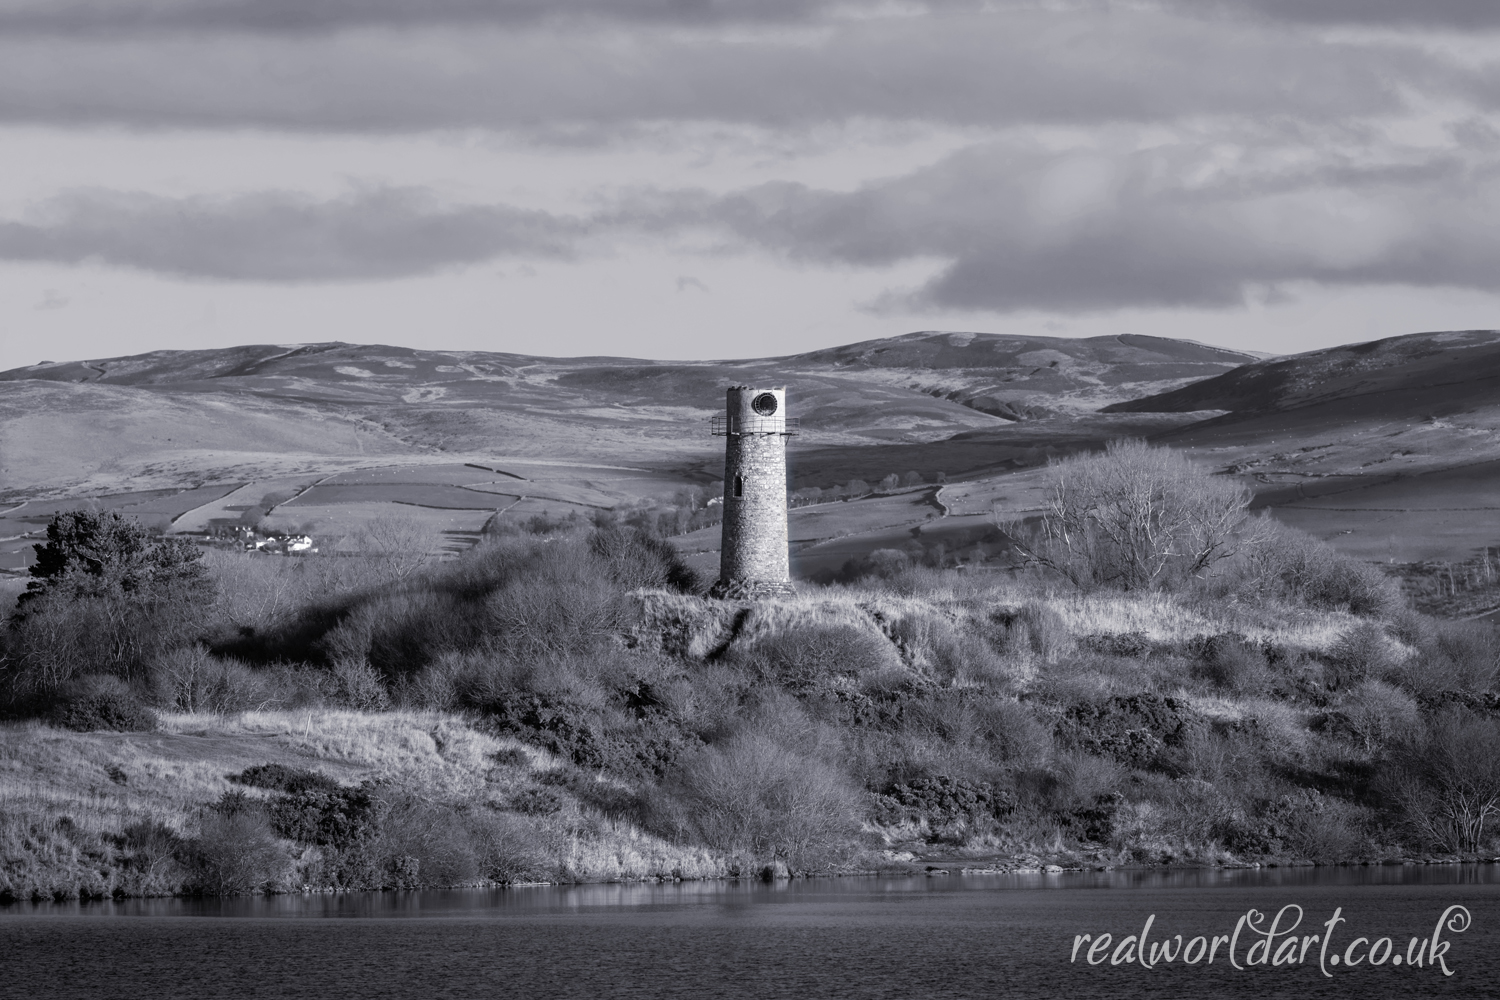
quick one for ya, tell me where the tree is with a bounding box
[352,513,440,583]
[4,511,215,704]
[1385,709,1500,854]
[23,510,209,605]
[999,440,1251,591]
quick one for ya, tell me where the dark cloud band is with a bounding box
[0,13,1455,132]
[2,1,1496,35]
[10,144,1500,312]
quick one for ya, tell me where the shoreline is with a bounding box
[6,856,1499,908]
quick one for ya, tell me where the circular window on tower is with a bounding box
[751,392,778,416]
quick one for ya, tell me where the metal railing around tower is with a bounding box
[711,416,800,436]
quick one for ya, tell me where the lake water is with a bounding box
[3,866,1497,999]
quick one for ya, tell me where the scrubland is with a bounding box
[3,444,1499,901]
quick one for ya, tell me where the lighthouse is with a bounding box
[709,386,798,599]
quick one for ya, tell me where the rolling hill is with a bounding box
[0,331,1252,499]
[7,328,1500,595]
[1108,329,1500,565]
[0,331,1249,577]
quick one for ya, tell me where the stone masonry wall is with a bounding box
[716,387,791,595]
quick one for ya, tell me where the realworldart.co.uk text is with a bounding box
[1070,905,1471,976]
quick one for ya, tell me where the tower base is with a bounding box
[708,578,796,601]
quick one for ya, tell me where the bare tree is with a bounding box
[999,440,1252,591]
[354,513,442,582]
[1385,709,1500,854]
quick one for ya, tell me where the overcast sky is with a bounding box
[2,0,1499,369]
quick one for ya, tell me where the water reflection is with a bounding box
[8,864,1498,921]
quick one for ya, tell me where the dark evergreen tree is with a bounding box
[23,510,209,604]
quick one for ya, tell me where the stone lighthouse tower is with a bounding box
[710,386,798,599]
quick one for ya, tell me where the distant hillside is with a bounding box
[6,329,1500,580]
[3,331,1256,418]
[1102,330,1500,567]
[1104,329,1500,419]
[0,332,1255,499]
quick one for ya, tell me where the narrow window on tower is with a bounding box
[734,476,743,497]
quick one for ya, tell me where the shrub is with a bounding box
[1014,751,1125,839]
[224,530,664,682]
[483,573,632,660]
[1325,621,1402,692]
[374,794,481,888]
[1321,681,1420,755]
[1383,708,1500,854]
[667,731,863,870]
[328,657,391,711]
[231,763,341,795]
[1393,621,1500,697]
[974,698,1054,765]
[184,797,289,895]
[120,819,184,886]
[989,602,1070,662]
[1056,692,1193,767]
[887,612,1010,686]
[48,675,158,732]
[735,622,902,690]
[1190,633,1272,694]
[269,782,384,850]
[1000,440,1251,591]
[874,775,1015,841]
[1236,517,1405,616]
[151,646,275,713]
[587,524,700,593]
[468,812,562,884]
[475,675,697,780]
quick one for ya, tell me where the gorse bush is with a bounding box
[874,775,1016,841]
[48,674,158,732]
[232,763,341,795]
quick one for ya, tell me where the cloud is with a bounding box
[19,133,1500,315]
[0,187,583,281]
[5,1,1497,35]
[0,11,1456,132]
[0,0,859,34]
[1195,0,1500,29]
[658,137,1500,311]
